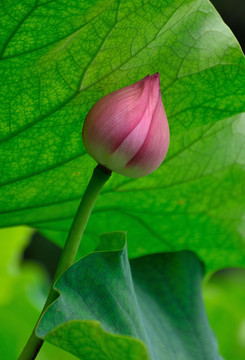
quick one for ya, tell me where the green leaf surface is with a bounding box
[37,232,222,360]
[204,269,245,360]
[0,0,245,270]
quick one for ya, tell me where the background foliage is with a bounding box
[0,227,76,359]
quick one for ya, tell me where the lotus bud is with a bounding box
[82,73,170,178]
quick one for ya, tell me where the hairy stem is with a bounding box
[18,164,111,360]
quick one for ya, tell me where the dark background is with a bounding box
[23,0,245,279]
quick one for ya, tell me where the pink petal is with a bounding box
[82,75,152,167]
[125,91,170,177]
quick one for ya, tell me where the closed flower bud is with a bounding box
[82,73,170,178]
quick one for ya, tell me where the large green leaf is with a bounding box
[37,232,222,360]
[42,111,245,271]
[0,0,245,270]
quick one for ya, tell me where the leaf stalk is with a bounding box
[18,164,111,360]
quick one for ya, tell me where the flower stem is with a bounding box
[18,164,111,360]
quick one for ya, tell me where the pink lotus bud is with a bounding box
[82,73,170,178]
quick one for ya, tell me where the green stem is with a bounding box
[18,164,111,360]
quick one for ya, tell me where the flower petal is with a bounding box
[124,91,169,177]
